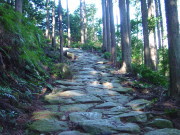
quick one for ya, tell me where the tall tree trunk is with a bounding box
[119,0,132,73]
[140,0,151,67]
[158,0,164,48]
[59,0,63,62]
[83,0,87,43]
[109,0,116,64]
[46,0,50,39]
[102,0,107,52]
[165,0,180,99]
[148,0,157,70]
[126,0,131,65]
[15,0,22,13]
[80,0,84,44]
[52,0,56,49]
[67,0,71,47]
[154,0,162,49]
[106,0,111,53]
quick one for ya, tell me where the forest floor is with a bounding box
[11,48,180,135]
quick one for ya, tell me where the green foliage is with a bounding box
[0,86,17,102]
[131,36,143,64]
[71,42,82,48]
[148,16,160,31]
[132,64,168,87]
[0,4,50,79]
[82,41,102,51]
[50,63,72,79]
[164,108,179,117]
[116,46,122,63]
[103,52,111,59]
[158,48,169,76]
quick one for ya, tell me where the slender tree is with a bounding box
[140,0,151,67]
[154,0,162,49]
[102,0,108,52]
[80,0,85,44]
[148,0,158,70]
[158,0,164,48]
[164,0,180,99]
[45,0,50,39]
[119,0,132,72]
[58,0,63,62]
[83,0,87,43]
[109,0,116,64]
[52,0,56,48]
[106,0,111,53]
[15,0,23,13]
[66,0,71,47]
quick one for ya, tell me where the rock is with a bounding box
[55,80,84,86]
[145,128,180,135]
[95,102,118,109]
[78,118,140,134]
[72,95,102,103]
[144,127,155,132]
[52,63,73,79]
[44,105,59,112]
[102,95,132,104]
[118,111,148,123]
[60,104,95,112]
[44,93,75,104]
[102,82,122,89]
[32,110,62,120]
[55,90,85,97]
[104,106,130,115]
[148,118,173,128]
[126,99,151,111]
[58,131,90,135]
[69,112,102,123]
[114,87,133,94]
[29,119,68,133]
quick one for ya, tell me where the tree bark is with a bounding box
[15,0,23,13]
[154,0,162,49]
[148,0,157,70]
[109,0,116,64]
[158,0,164,47]
[106,0,111,53]
[80,0,84,44]
[102,0,107,52]
[67,0,71,47]
[83,0,87,43]
[52,0,56,49]
[140,0,151,67]
[46,0,50,39]
[59,0,63,62]
[119,0,132,72]
[165,0,180,99]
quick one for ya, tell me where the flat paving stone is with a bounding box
[60,104,96,112]
[69,112,102,123]
[72,95,102,103]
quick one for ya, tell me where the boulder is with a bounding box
[69,112,102,123]
[29,119,68,133]
[58,131,90,135]
[145,128,180,135]
[126,99,151,111]
[147,118,173,128]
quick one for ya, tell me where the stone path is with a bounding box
[29,48,180,135]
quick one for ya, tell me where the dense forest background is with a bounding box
[0,0,179,134]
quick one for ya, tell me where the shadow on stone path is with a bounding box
[29,48,180,135]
